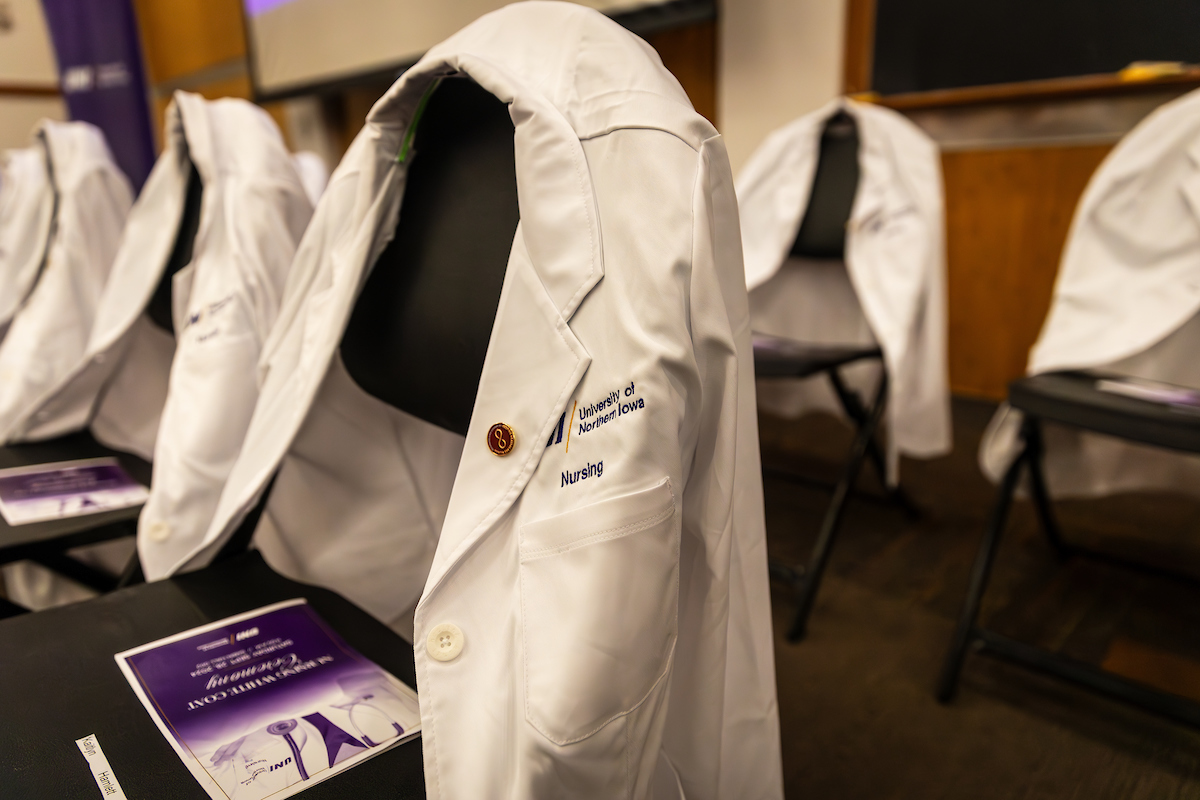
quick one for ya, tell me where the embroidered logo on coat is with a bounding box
[546,381,646,453]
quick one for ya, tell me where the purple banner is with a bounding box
[39,0,156,190]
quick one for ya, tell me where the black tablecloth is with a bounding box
[0,551,425,798]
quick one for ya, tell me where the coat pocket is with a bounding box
[519,478,678,745]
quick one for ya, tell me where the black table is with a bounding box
[0,551,425,798]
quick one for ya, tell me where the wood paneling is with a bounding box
[943,144,1111,399]
[645,20,717,126]
[132,0,247,85]
[842,0,876,94]
[0,83,58,96]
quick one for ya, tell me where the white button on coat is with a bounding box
[736,99,952,481]
[163,5,783,799]
[981,86,1200,498]
[147,521,171,542]
[426,623,464,662]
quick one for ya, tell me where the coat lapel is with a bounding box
[353,54,607,602]
[420,228,590,602]
[90,99,194,352]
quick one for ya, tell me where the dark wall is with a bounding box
[872,0,1200,95]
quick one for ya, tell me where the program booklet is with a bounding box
[0,457,149,525]
[115,599,421,800]
[1094,374,1200,410]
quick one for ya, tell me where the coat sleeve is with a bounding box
[668,134,783,800]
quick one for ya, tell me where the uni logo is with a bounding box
[545,411,566,448]
[62,66,94,93]
[269,757,292,772]
[234,627,259,642]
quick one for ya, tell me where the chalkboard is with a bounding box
[872,0,1200,95]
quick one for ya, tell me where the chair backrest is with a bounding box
[789,110,860,260]
[147,162,203,333]
[340,76,520,436]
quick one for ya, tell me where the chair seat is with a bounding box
[752,333,882,379]
[1009,370,1200,454]
[0,430,152,563]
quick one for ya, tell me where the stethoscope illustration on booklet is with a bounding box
[209,672,415,789]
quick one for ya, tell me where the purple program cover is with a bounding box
[115,599,421,800]
[0,457,148,525]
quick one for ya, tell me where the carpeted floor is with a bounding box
[761,396,1200,799]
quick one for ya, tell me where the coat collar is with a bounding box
[365,53,604,321]
[742,97,911,291]
[87,99,192,353]
[37,119,130,199]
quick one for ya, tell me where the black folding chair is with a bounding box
[0,163,202,610]
[938,370,1200,728]
[757,110,916,642]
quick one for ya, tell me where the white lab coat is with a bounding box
[291,151,329,205]
[0,146,54,342]
[737,99,951,480]
[3,94,312,609]
[146,4,782,798]
[0,121,132,441]
[981,87,1200,497]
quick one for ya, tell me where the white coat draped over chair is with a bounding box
[143,4,783,798]
[737,98,951,479]
[981,87,1200,497]
[2,93,312,609]
[0,121,132,438]
[291,151,329,205]
[0,146,54,342]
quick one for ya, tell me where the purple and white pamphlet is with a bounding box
[1095,375,1200,410]
[115,599,421,800]
[0,457,148,526]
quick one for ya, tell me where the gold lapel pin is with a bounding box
[487,423,516,456]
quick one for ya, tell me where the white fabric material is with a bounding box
[135,93,313,573]
[0,120,132,442]
[0,146,54,341]
[736,98,951,480]
[291,151,329,204]
[0,120,133,611]
[3,94,312,610]
[980,87,1200,496]
[148,4,782,798]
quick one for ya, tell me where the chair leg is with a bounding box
[1023,418,1071,562]
[788,371,889,642]
[829,367,919,520]
[936,441,1028,702]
